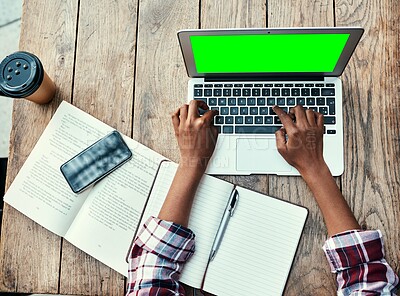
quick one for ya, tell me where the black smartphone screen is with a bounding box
[60,131,132,193]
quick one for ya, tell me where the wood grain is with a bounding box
[71,0,138,136]
[267,0,337,294]
[0,0,78,293]
[58,0,138,294]
[336,0,400,275]
[268,0,334,27]
[201,0,267,29]
[133,0,199,161]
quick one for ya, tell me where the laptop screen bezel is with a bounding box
[177,27,364,78]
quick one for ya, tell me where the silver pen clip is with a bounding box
[228,189,239,216]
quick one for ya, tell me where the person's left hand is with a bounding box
[172,100,219,170]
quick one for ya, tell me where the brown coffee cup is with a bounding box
[0,51,56,104]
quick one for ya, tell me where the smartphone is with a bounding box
[60,130,132,193]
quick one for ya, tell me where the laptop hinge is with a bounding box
[204,76,324,82]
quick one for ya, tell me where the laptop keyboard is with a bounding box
[193,82,337,134]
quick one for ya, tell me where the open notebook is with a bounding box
[139,161,308,296]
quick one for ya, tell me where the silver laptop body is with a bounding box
[178,27,364,176]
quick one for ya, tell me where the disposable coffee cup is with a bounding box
[0,51,56,104]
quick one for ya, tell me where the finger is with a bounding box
[212,126,219,138]
[171,108,180,135]
[197,99,209,110]
[187,100,201,118]
[287,108,295,120]
[290,105,308,126]
[179,104,189,121]
[273,105,295,130]
[202,109,219,124]
[275,127,288,156]
[305,109,317,126]
[209,125,219,142]
[316,112,324,130]
[188,99,209,118]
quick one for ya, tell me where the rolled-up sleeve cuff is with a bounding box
[322,230,384,273]
[134,216,195,263]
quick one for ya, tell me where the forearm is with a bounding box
[158,163,204,227]
[300,163,360,236]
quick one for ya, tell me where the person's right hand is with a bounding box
[273,105,327,175]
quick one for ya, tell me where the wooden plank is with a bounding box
[336,0,400,275]
[71,0,137,136]
[133,0,199,161]
[60,243,125,295]
[267,0,333,27]
[201,0,267,28]
[0,0,78,293]
[267,1,337,294]
[58,0,138,294]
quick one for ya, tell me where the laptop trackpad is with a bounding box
[236,138,293,173]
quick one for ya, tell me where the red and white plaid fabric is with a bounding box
[126,216,195,296]
[127,217,399,295]
[323,230,399,295]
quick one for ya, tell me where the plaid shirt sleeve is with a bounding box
[323,230,399,295]
[126,216,195,296]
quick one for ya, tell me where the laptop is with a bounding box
[178,27,364,176]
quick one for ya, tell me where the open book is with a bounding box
[4,101,166,275]
[140,161,308,296]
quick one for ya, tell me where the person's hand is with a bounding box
[172,100,219,171]
[273,105,326,175]
[159,101,218,226]
[274,105,361,236]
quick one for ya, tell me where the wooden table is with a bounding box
[1,0,399,295]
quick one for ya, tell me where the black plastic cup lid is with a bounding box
[0,51,44,98]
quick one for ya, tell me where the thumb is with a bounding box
[275,127,288,157]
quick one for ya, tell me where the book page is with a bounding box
[64,141,164,275]
[203,186,308,296]
[141,162,234,289]
[3,101,112,236]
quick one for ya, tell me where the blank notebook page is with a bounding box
[140,162,233,289]
[203,186,308,296]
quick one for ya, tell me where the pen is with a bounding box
[209,188,239,261]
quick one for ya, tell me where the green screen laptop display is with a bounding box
[190,34,350,74]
